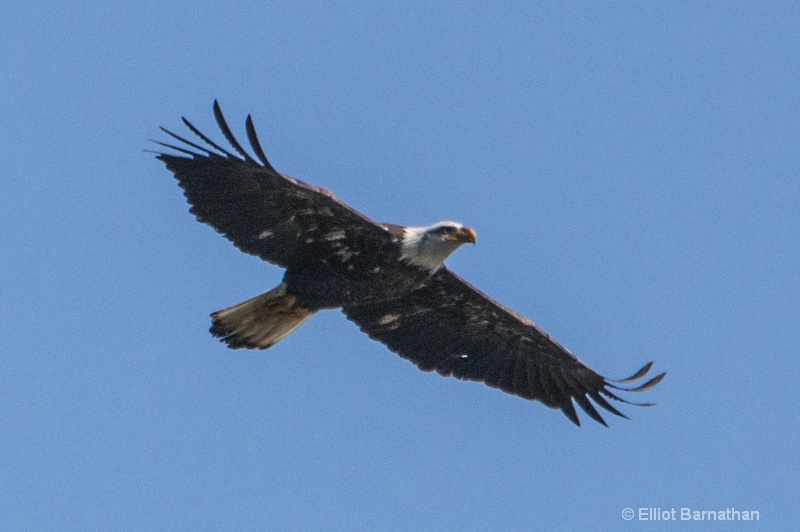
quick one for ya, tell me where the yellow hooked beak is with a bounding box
[448,226,477,244]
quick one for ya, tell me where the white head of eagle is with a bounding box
[400,221,477,272]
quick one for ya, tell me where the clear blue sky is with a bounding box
[3,2,798,530]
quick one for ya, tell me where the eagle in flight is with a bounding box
[155,101,665,426]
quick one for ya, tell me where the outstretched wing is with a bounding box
[343,268,665,426]
[154,101,391,269]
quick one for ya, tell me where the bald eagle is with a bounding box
[155,101,665,426]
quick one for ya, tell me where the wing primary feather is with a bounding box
[614,361,653,383]
[179,117,235,157]
[555,365,608,425]
[245,114,275,171]
[610,372,666,393]
[600,388,656,408]
[159,127,218,156]
[589,391,628,419]
[636,371,667,391]
[213,100,257,163]
[600,388,627,403]
[560,399,581,427]
[151,140,204,158]
[573,394,608,427]
[550,367,596,426]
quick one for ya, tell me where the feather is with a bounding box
[245,114,275,171]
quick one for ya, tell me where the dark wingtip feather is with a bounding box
[158,125,220,157]
[606,361,666,394]
[615,361,654,383]
[573,395,608,427]
[155,101,279,174]
[180,117,235,158]
[213,100,256,163]
[560,400,581,427]
[245,114,275,171]
[600,387,658,408]
[609,370,667,393]
[589,391,629,419]
[627,372,666,392]
[150,139,202,158]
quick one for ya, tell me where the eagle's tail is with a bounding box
[210,283,316,349]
